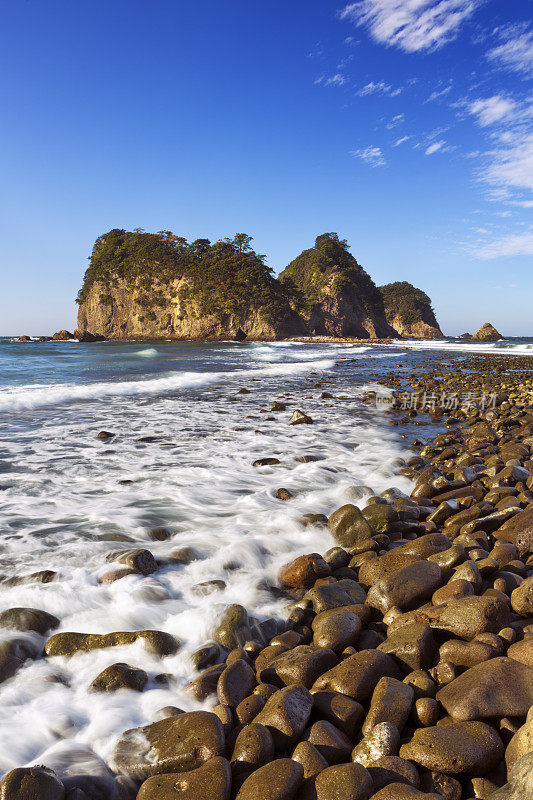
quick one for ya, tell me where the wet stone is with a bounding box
[0,767,65,799]
[89,662,148,693]
[0,607,59,635]
[235,758,303,800]
[254,685,313,749]
[136,756,231,800]
[399,720,504,775]
[110,711,226,780]
[45,630,179,657]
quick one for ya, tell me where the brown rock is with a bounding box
[367,757,420,792]
[505,706,533,770]
[490,752,533,800]
[89,663,148,692]
[308,763,373,800]
[327,505,375,548]
[217,659,256,707]
[399,720,504,775]
[235,758,303,800]
[254,685,313,749]
[45,630,178,657]
[230,723,275,778]
[511,576,533,616]
[368,785,443,800]
[312,650,400,701]
[312,691,364,738]
[366,561,442,614]
[436,657,533,720]
[258,645,337,689]
[471,322,503,342]
[493,505,533,555]
[377,623,437,673]
[110,711,225,780]
[352,722,400,766]
[303,720,353,764]
[278,554,330,589]
[362,677,414,736]
[136,757,231,800]
[358,552,420,588]
[291,741,328,779]
[312,610,361,652]
[0,607,59,635]
[0,767,65,799]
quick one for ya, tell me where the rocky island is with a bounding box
[74,229,445,342]
[379,282,444,339]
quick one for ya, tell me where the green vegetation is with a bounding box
[379,281,438,326]
[279,233,385,317]
[77,229,294,323]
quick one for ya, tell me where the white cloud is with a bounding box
[425,140,445,154]
[487,24,533,78]
[472,230,533,259]
[386,113,405,128]
[316,73,347,86]
[481,132,533,200]
[340,0,480,54]
[394,135,410,146]
[351,145,387,166]
[425,85,452,102]
[468,96,517,127]
[357,80,403,96]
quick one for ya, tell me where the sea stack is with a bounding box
[76,229,306,341]
[279,233,396,338]
[472,322,503,342]
[379,282,444,339]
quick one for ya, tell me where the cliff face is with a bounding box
[77,278,303,340]
[76,230,305,341]
[379,282,443,339]
[279,234,396,339]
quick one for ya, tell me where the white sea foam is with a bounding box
[0,358,335,413]
[0,341,414,771]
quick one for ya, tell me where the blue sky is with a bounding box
[1,0,532,336]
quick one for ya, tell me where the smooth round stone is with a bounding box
[235,758,303,800]
[217,659,256,707]
[0,767,65,799]
[366,756,420,791]
[399,720,504,775]
[230,723,274,778]
[136,757,231,800]
[311,763,373,800]
[291,741,328,779]
[254,685,313,749]
[303,720,353,764]
[89,663,148,693]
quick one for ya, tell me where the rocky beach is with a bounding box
[0,338,532,800]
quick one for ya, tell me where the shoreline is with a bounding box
[0,351,532,798]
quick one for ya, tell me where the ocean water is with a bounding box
[0,335,531,773]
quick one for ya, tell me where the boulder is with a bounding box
[213,605,251,649]
[0,607,59,635]
[217,659,257,707]
[302,720,353,764]
[289,410,313,425]
[45,630,178,657]
[399,720,504,775]
[366,561,442,614]
[0,767,65,799]
[490,752,533,800]
[136,757,231,800]
[110,711,225,780]
[230,723,275,778]
[495,506,533,555]
[52,330,74,340]
[505,706,533,770]
[0,637,40,684]
[278,554,330,589]
[235,758,303,800]
[258,645,337,688]
[89,663,148,692]
[254,685,313,749]
[311,650,400,701]
[312,610,361,652]
[305,763,373,800]
[312,691,364,738]
[436,657,533,720]
[377,623,437,673]
[362,677,414,736]
[327,505,375,548]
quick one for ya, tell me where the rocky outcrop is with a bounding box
[472,322,503,342]
[76,230,305,341]
[77,278,303,341]
[279,234,397,339]
[379,282,443,339]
